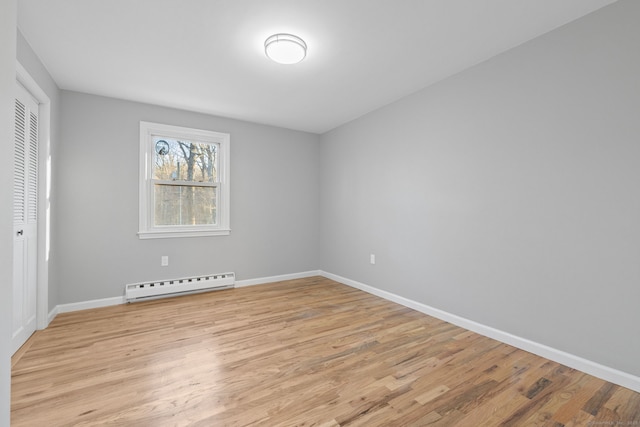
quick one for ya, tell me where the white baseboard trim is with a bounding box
[49,270,321,317]
[57,296,125,314]
[320,271,640,393]
[235,270,321,288]
[47,306,59,325]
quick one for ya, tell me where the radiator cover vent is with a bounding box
[125,272,235,302]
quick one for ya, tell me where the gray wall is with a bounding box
[1,1,17,423]
[320,0,640,377]
[17,30,62,313]
[58,91,320,303]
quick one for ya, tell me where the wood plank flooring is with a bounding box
[11,277,640,426]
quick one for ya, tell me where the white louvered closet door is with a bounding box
[12,82,39,354]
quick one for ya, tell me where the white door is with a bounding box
[12,83,39,354]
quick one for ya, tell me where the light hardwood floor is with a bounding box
[11,277,640,426]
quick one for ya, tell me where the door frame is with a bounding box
[16,61,50,331]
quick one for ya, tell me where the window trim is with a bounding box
[138,121,230,239]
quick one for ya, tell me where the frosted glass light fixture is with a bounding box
[264,33,307,64]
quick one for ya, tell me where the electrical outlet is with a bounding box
[161,256,169,267]
[370,254,376,265]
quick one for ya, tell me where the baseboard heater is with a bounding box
[125,272,235,302]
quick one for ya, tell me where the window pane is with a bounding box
[154,184,217,226]
[153,137,218,183]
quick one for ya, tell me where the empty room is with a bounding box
[2,0,639,425]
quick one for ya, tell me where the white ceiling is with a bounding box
[18,0,617,134]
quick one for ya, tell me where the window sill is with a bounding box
[138,229,231,239]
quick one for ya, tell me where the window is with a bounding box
[139,122,230,239]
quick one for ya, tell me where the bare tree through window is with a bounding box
[153,137,218,226]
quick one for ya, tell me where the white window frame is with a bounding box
[138,121,230,239]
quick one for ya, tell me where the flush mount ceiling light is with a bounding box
[264,33,307,65]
